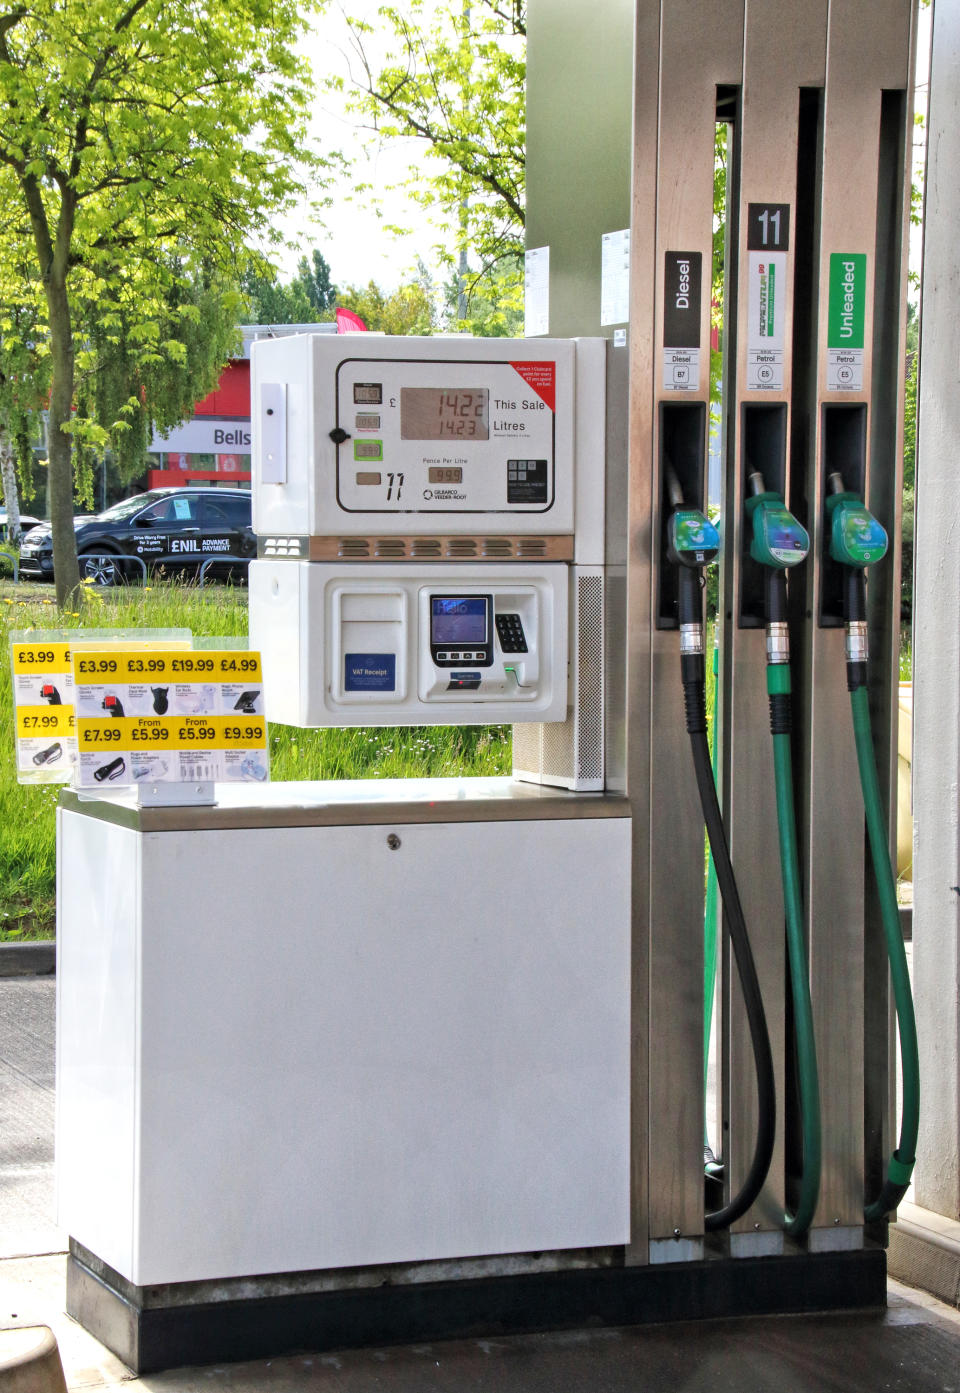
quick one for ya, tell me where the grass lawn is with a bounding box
[0,579,511,941]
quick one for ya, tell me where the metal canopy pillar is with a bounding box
[721,0,827,1257]
[796,0,916,1250]
[913,0,960,1223]
[527,0,915,1267]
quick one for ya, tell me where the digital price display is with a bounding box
[431,596,489,645]
[428,467,463,484]
[401,389,489,441]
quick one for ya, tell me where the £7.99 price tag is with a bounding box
[72,648,269,788]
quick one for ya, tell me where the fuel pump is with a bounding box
[744,470,822,1238]
[666,468,776,1230]
[825,473,920,1221]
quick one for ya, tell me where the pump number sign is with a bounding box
[746,203,790,391]
[73,648,269,788]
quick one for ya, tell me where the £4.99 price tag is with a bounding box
[73,648,269,788]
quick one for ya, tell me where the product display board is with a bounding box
[12,638,77,779]
[10,629,192,784]
[72,648,269,788]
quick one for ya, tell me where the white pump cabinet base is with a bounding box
[55,779,631,1289]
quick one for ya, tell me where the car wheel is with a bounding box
[79,551,123,586]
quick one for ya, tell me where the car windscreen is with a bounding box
[99,494,166,521]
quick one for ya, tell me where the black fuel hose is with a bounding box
[678,566,777,1230]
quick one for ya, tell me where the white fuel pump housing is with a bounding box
[251,334,598,553]
[249,333,608,730]
[249,560,567,727]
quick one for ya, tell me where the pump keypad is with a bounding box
[496,613,528,653]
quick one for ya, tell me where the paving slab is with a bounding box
[3,970,960,1391]
[0,979,66,1259]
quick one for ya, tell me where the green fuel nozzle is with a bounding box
[744,469,808,670]
[744,470,809,571]
[825,472,887,686]
[826,471,888,569]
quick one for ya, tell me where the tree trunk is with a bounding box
[46,274,81,608]
[0,423,22,544]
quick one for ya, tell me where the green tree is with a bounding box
[76,258,242,486]
[0,225,48,537]
[335,0,524,297]
[337,275,438,336]
[0,0,319,607]
[443,255,524,336]
[295,250,338,314]
[244,250,338,326]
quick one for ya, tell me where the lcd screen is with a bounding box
[431,596,488,645]
[402,388,489,441]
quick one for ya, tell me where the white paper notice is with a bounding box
[601,229,631,326]
[524,246,550,336]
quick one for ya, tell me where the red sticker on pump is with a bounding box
[509,361,556,411]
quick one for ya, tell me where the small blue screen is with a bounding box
[431,597,488,645]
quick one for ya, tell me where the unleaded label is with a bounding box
[827,253,866,391]
[828,254,866,348]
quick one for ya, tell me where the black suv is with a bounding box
[18,487,254,584]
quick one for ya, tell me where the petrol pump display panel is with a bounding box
[251,334,591,543]
[335,358,557,516]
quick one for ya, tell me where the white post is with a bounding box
[912,0,960,1221]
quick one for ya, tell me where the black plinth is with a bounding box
[66,1241,887,1375]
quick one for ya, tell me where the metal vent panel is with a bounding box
[576,574,604,782]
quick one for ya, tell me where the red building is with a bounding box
[147,325,337,489]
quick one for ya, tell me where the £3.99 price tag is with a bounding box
[73,648,269,789]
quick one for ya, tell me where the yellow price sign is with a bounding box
[76,715,267,752]
[16,706,76,739]
[11,642,72,674]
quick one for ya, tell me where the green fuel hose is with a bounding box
[768,661,821,1237]
[851,683,920,1220]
